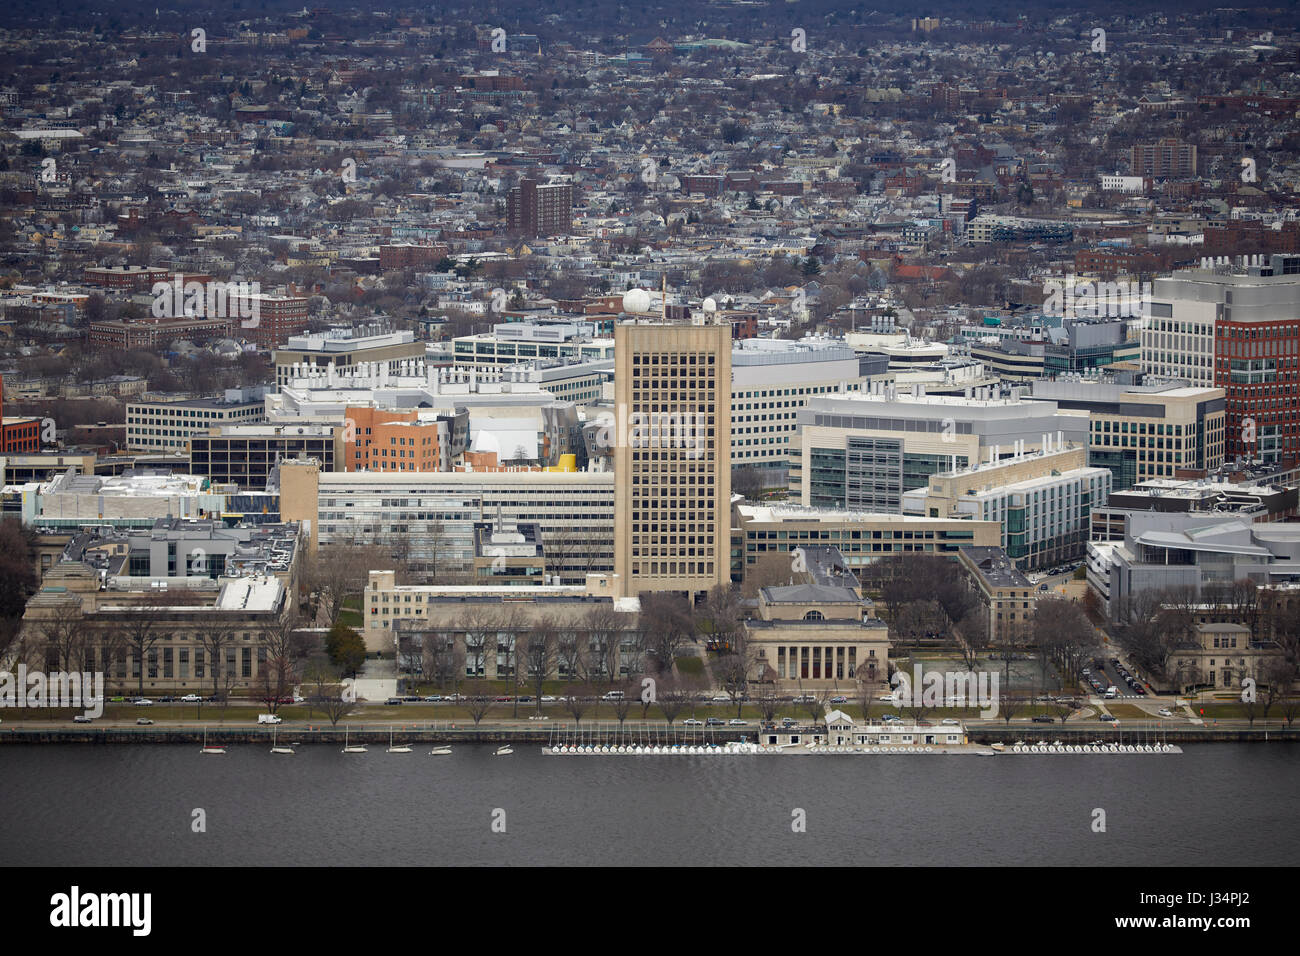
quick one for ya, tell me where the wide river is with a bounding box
[2,744,1296,866]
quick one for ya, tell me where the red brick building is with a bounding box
[378,243,450,271]
[0,375,43,452]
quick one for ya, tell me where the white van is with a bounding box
[257,714,282,724]
[601,690,625,701]
[1103,686,1118,699]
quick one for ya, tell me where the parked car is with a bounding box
[1032,714,1055,723]
[527,715,550,721]
[683,718,704,726]
[384,698,403,705]
[711,695,730,703]
[422,695,442,702]
[180,694,202,703]
[540,695,556,703]
[728,719,748,726]
[705,718,725,726]
[72,715,94,723]
[829,695,848,704]
[1158,708,1173,718]
[133,698,153,706]
[136,717,154,725]
[257,714,282,724]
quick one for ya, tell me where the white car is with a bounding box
[180,694,202,703]
[683,718,704,726]
[728,718,748,726]
[711,696,730,702]
[877,694,897,702]
[133,698,154,706]
[941,718,960,726]
[540,695,556,703]
[527,715,550,721]
[1157,708,1173,718]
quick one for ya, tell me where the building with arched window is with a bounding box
[745,583,890,692]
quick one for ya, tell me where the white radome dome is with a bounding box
[702,297,717,312]
[622,288,652,313]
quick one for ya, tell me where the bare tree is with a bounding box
[463,680,494,725]
[304,655,355,726]
[115,605,167,698]
[581,605,624,687]
[657,682,691,726]
[999,695,1026,727]
[422,631,463,695]
[195,623,238,701]
[753,682,782,725]
[638,592,694,674]
[797,681,832,724]
[715,631,756,717]
[36,602,85,672]
[257,614,317,714]
[562,687,591,725]
[460,607,497,682]
[524,617,558,713]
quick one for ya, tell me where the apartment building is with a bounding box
[506,178,574,237]
[126,388,266,452]
[614,319,732,599]
[1131,139,1197,178]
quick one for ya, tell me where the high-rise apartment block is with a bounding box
[506,178,574,237]
[1131,139,1197,178]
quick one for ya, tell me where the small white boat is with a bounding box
[270,726,294,755]
[990,742,1006,752]
[200,727,225,755]
[387,729,412,754]
[429,745,452,755]
[341,728,367,754]
[494,745,514,756]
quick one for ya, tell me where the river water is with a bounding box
[2,744,1296,866]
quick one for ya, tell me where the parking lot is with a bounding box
[1081,655,1150,700]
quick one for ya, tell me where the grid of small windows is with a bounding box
[628,350,719,579]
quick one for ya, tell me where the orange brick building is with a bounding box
[344,406,443,472]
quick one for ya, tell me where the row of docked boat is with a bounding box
[1004,740,1181,754]
[199,727,488,755]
